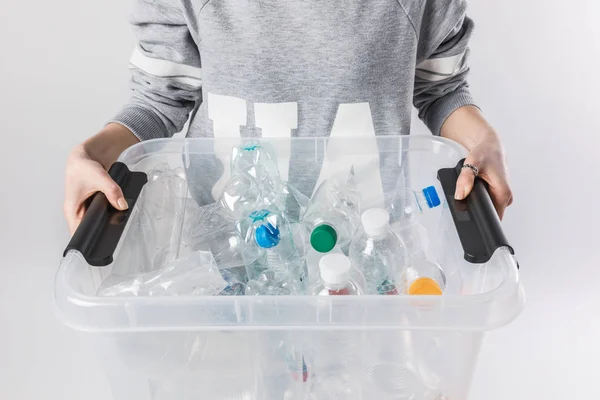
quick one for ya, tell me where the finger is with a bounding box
[487,181,513,220]
[93,165,129,211]
[455,158,480,200]
[64,200,84,235]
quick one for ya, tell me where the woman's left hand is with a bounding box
[441,106,513,220]
[453,134,513,219]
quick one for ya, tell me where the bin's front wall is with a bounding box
[96,329,484,400]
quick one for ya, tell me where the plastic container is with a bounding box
[55,136,524,400]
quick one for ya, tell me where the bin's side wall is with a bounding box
[94,329,485,400]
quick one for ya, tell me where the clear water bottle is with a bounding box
[403,259,446,295]
[349,208,407,295]
[243,209,307,295]
[390,186,440,257]
[311,254,362,296]
[305,246,344,288]
[390,187,446,296]
[309,255,364,398]
[302,176,361,254]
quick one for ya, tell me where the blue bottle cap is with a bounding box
[255,222,281,248]
[422,186,441,208]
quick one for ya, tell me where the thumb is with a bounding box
[455,157,479,200]
[94,166,129,211]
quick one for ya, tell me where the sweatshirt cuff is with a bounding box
[108,106,168,141]
[424,87,479,136]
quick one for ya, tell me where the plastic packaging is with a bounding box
[349,208,407,295]
[302,175,361,253]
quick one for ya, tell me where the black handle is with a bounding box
[437,159,516,265]
[64,162,148,266]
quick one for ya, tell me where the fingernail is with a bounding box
[117,198,129,210]
[454,188,464,200]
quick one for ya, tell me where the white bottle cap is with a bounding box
[319,253,351,285]
[361,208,390,237]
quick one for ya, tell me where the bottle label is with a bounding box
[329,287,351,295]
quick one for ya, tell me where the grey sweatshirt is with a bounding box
[110,0,477,205]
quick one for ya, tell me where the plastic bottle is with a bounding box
[278,182,310,223]
[403,259,446,295]
[243,209,307,295]
[229,141,308,220]
[217,265,247,296]
[309,254,364,398]
[305,246,344,287]
[390,187,446,296]
[349,208,407,295]
[391,186,441,260]
[231,141,284,204]
[302,176,361,254]
[312,254,362,296]
[218,174,262,220]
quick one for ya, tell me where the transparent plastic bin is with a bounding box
[55,136,525,400]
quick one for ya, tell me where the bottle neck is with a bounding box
[367,228,391,241]
[322,280,349,291]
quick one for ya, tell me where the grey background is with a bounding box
[1,0,599,399]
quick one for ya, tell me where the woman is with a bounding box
[64,0,512,232]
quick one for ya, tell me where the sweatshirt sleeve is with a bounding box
[412,2,477,136]
[109,0,202,141]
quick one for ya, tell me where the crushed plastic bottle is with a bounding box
[218,173,262,220]
[278,182,310,223]
[311,254,362,296]
[349,208,407,295]
[229,141,309,220]
[231,141,284,205]
[140,163,189,271]
[243,209,308,295]
[98,251,228,297]
[302,175,361,254]
[218,265,247,296]
[182,199,252,293]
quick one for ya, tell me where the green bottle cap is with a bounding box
[310,224,338,253]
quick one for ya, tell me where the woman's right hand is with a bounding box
[64,123,140,235]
